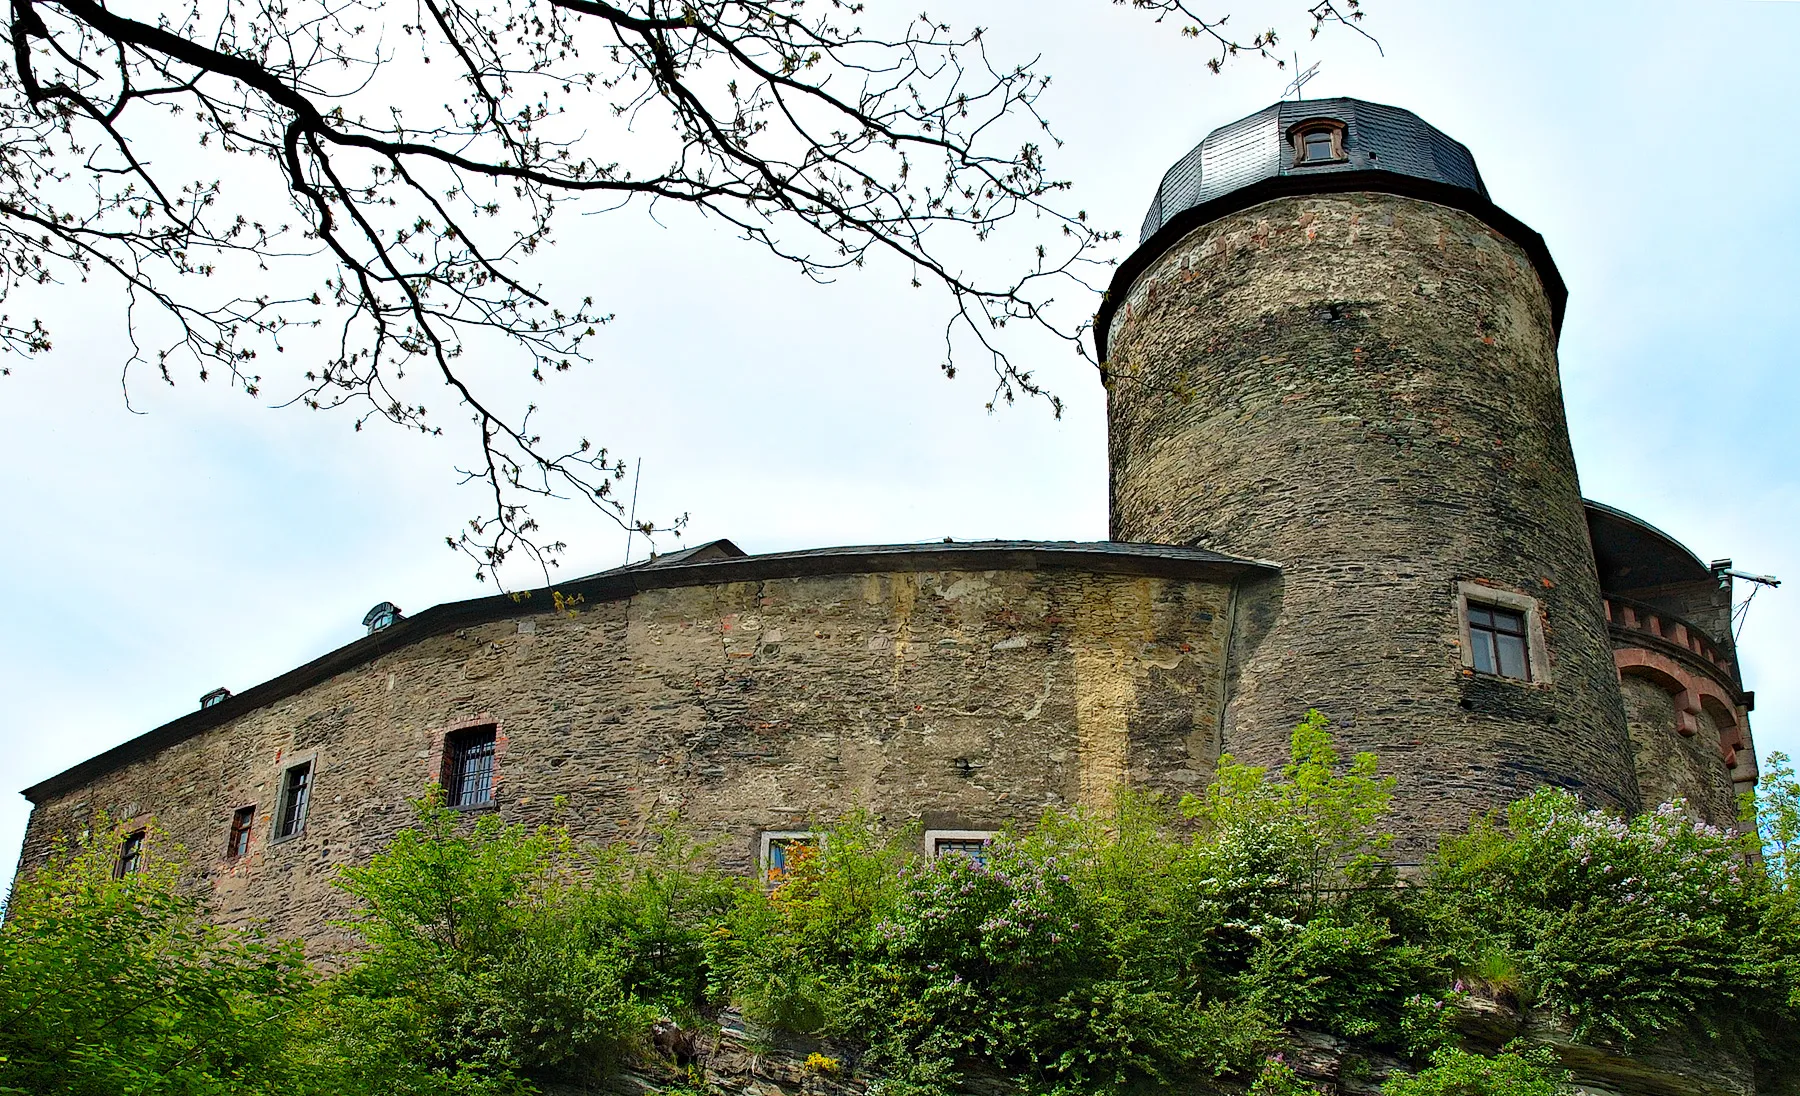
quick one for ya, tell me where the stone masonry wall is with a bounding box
[18,567,1236,953]
[1620,674,1739,826]
[1104,192,1640,852]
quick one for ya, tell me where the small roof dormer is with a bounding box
[362,601,404,634]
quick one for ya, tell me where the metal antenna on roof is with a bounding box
[1716,565,1781,643]
[623,457,643,565]
[1283,54,1320,101]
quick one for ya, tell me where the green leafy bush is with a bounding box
[709,712,1420,1095]
[311,800,740,1093]
[10,718,1800,1095]
[1380,1042,1572,1096]
[1429,789,1779,1044]
[0,820,311,1096]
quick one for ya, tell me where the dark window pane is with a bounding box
[1495,632,1529,680]
[446,728,497,807]
[278,762,311,838]
[1303,131,1335,160]
[116,831,144,877]
[1468,601,1531,680]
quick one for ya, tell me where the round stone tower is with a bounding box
[1099,98,1639,848]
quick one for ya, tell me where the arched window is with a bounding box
[1291,120,1346,166]
[362,601,404,634]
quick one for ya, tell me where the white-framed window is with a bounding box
[759,830,822,886]
[1455,582,1550,684]
[925,829,996,866]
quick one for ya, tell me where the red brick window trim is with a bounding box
[426,716,507,810]
[225,805,255,860]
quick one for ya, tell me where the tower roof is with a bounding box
[1095,97,1566,360]
[1136,98,1487,245]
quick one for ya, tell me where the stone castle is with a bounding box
[14,98,1759,953]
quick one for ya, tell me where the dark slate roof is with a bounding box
[1585,500,1714,592]
[21,540,1275,804]
[1095,97,1566,360]
[609,537,746,570]
[1136,98,1487,245]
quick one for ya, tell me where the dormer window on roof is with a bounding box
[199,687,232,710]
[362,601,404,634]
[1293,120,1346,165]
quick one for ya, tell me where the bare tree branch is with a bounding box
[0,0,1377,583]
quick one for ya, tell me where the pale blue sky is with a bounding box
[2,1,1795,885]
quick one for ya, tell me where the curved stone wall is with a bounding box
[1104,192,1639,848]
[1619,675,1738,826]
[19,564,1239,950]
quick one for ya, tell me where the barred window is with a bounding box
[925,829,996,866]
[275,761,312,840]
[444,727,497,808]
[933,837,991,865]
[115,830,145,878]
[1468,603,1530,680]
[225,805,255,859]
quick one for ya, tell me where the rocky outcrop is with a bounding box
[576,1003,1777,1096]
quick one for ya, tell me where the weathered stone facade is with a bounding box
[13,96,1760,985]
[1104,191,1640,850]
[18,554,1248,949]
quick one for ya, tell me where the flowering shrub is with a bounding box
[1429,789,1780,1044]
[1248,1054,1324,1094]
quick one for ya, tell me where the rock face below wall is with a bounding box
[574,1004,1777,1096]
[599,1001,1788,1096]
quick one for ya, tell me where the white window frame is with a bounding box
[924,829,997,862]
[758,830,822,886]
[1455,582,1551,685]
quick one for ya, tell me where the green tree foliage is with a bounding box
[0,821,310,1096]
[308,799,740,1094]
[1380,1042,1572,1096]
[8,721,1800,1096]
[1753,751,1800,891]
[707,712,1429,1096]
